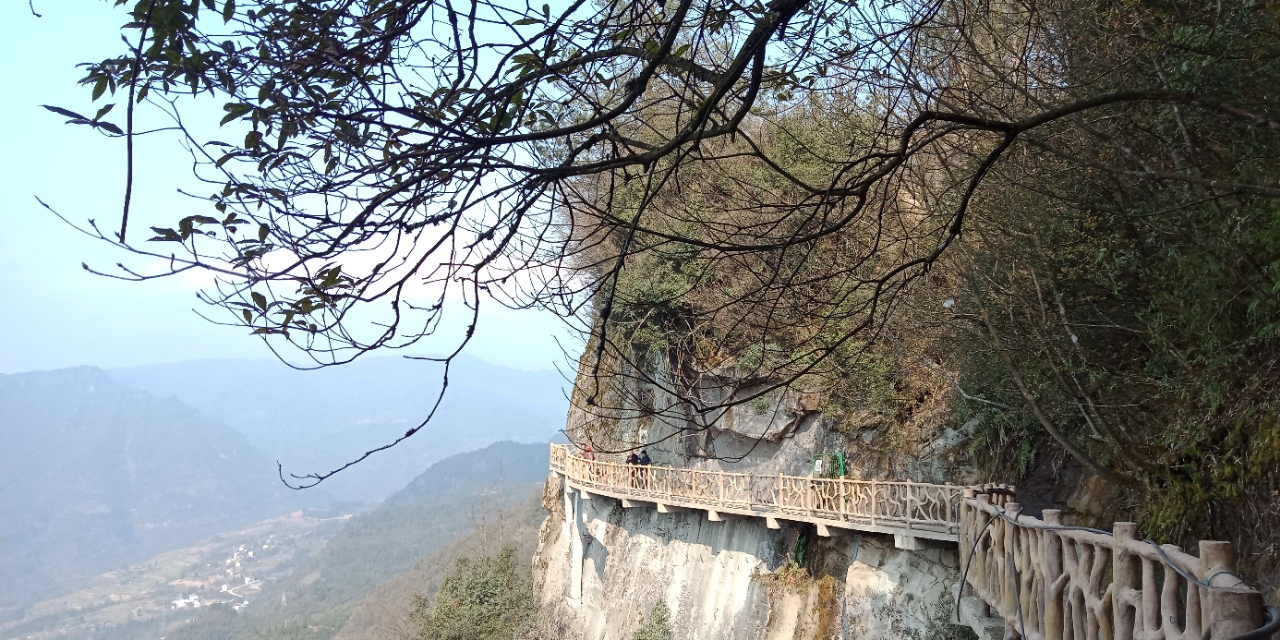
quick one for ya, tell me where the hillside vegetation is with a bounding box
[338,497,548,640]
[557,0,1280,591]
[165,442,551,640]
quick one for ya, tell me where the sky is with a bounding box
[0,2,578,374]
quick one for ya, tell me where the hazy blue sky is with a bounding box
[0,2,577,374]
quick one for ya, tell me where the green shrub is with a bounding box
[411,545,539,640]
[632,601,672,640]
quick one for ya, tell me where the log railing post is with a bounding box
[1001,502,1022,624]
[960,489,975,587]
[945,483,953,531]
[973,493,992,601]
[1043,509,1065,640]
[1200,541,1264,640]
[870,480,878,526]
[1113,522,1140,640]
[906,479,914,530]
[839,478,848,519]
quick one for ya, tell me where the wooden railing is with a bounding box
[550,444,1274,640]
[550,443,963,540]
[959,488,1271,640]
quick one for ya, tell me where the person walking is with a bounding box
[625,451,640,487]
[636,449,651,489]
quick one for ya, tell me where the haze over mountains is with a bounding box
[0,366,322,614]
[166,442,552,640]
[109,355,569,501]
[1,354,568,624]
[1,442,553,640]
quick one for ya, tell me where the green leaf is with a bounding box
[92,77,109,101]
[220,102,252,126]
[222,0,235,23]
[94,104,116,121]
[258,223,269,242]
[251,291,267,311]
[242,309,253,323]
[41,105,89,122]
[96,122,124,135]
[513,17,541,25]
[148,227,182,242]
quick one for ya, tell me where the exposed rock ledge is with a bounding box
[533,479,960,640]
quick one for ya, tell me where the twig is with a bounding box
[120,1,157,242]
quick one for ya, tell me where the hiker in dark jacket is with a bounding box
[625,452,640,486]
[636,450,651,488]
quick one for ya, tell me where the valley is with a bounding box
[1,511,350,640]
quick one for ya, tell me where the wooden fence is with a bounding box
[551,443,961,539]
[959,488,1271,640]
[550,444,1275,640]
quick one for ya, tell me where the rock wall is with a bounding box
[533,348,973,640]
[532,479,961,640]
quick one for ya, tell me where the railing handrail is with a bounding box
[957,488,1266,640]
[550,443,962,539]
[551,442,954,490]
[549,443,1268,640]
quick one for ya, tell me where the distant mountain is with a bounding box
[166,441,552,640]
[108,355,569,501]
[0,367,324,615]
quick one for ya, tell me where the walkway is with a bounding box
[548,443,1275,640]
[550,443,961,542]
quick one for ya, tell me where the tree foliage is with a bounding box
[409,545,539,640]
[53,0,1280,556]
[631,601,672,640]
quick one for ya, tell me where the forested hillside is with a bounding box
[550,0,1280,590]
[164,442,550,640]
[332,496,547,640]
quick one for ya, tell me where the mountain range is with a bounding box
[1,355,568,620]
[0,366,322,615]
[108,355,569,501]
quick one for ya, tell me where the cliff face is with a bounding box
[533,479,960,640]
[531,358,969,640]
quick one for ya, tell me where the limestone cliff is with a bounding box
[530,357,972,640]
[533,481,960,640]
